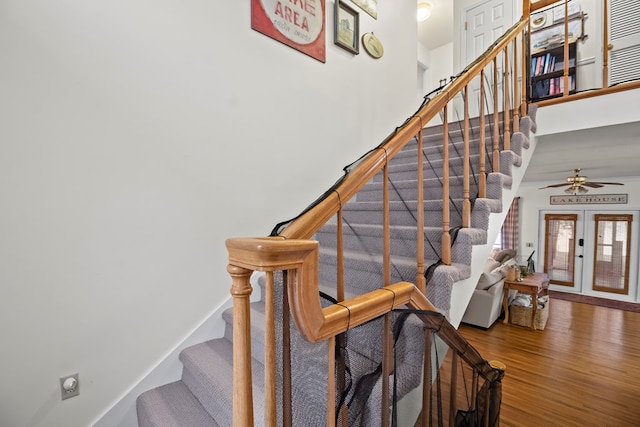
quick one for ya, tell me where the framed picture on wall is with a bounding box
[334,1,359,54]
[251,0,326,63]
[352,0,377,19]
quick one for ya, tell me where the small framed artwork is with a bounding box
[334,1,359,54]
[352,0,377,20]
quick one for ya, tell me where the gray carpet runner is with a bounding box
[137,107,537,426]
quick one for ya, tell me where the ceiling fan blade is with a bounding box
[582,182,604,188]
[589,182,624,186]
[539,183,571,189]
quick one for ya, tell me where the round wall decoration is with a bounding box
[531,13,547,29]
[362,32,384,59]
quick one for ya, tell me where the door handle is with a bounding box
[577,255,583,258]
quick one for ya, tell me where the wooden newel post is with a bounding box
[228,264,255,427]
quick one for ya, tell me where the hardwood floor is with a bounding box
[458,298,640,426]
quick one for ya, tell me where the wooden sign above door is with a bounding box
[550,194,628,205]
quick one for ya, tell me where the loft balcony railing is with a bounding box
[528,0,640,106]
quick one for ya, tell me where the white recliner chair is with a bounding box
[462,249,518,328]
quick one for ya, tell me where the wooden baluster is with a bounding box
[383,162,391,286]
[327,337,336,427]
[265,271,277,427]
[463,85,471,228]
[492,57,500,173]
[441,106,451,266]
[513,38,520,133]
[337,209,344,301]
[471,370,479,412]
[335,209,346,426]
[563,0,570,96]
[228,264,255,427]
[449,352,458,427]
[521,30,527,119]
[282,271,292,427]
[416,127,426,291]
[421,330,433,427]
[381,314,392,427]
[504,46,511,152]
[382,160,391,426]
[479,70,486,199]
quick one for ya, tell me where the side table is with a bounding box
[503,272,550,330]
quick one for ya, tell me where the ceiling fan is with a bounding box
[539,168,624,194]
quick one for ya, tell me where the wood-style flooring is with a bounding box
[458,298,640,426]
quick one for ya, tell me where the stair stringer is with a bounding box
[446,123,538,329]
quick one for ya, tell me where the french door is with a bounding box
[539,210,639,301]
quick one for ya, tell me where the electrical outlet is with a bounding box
[60,373,80,400]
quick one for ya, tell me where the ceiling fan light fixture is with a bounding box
[417,2,433,22]
[539,168,623,193]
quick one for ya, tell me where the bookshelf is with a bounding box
[530,41,577,101]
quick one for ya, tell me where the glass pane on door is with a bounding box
[544,214,577,286]
[592,214,632,294]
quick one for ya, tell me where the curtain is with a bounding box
[500,197,519,251]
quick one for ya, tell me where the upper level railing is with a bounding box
[529,0,640,107]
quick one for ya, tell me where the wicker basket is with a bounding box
[509,298,549,330]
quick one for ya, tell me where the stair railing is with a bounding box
[276,18,529,264]
[227,15,532,427]
[227,237,505,426]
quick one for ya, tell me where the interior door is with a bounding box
[540,212,584,292]
[608,0,640,86]
[582,211,639,301]
[540,210,639,301]
[464,0,513,117]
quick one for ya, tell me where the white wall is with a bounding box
[0,1,418,426]
[427,42,455,91]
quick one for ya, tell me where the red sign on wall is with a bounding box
[252,0,326,63]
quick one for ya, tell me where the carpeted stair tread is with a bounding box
[357,177,481,202]
[180,338,265,426]
[315,223,486,264]
[137,380,220,427]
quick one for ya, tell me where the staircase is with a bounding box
[136,102,538,425]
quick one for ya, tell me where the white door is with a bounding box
[463,0,513,117]
[608,0,640,86]
[539,210,639,301]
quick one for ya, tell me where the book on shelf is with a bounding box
[543,53,552,73]
[553,58,576,72]
[535,56,543,76]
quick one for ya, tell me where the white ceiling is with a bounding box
[417,0,454,51]
[523,120,640,185]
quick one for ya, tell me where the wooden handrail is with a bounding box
[279,20,528,241]
[227,237,501,381]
